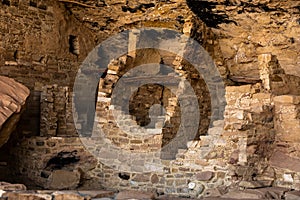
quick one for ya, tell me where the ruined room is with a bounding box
[0,0,299,199]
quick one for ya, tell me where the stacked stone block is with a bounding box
[40,85,76,136]
[271,95,300,189]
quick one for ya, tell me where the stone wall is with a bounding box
[270,95,300,189]
[0,0,300,199]
[9,136,99,189]
[7,53,299,198]
[0,0,95,136]
[8,53,298,198]
[40,85,76,136]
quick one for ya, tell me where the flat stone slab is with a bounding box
[0,182,26,191]
[285,190,300,200]
[78,190,115,198]
[115,190,156,200]
[270,151,300,172]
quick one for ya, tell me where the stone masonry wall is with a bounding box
[4,51,300,199]
[0,0,300,199]
[0,0,95,136]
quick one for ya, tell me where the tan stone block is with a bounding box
[225,85,252,93]
[107,64,120,71]
[281,119,300,126]
[252,93,272,101]
[0,182,26,191]
[3,192,52,200]
[174,179,186,186]
[277,131,300,143]
[222,190,264,199]
[52,191,84,200]
[274,95,300,104]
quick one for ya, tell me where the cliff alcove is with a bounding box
[0,0,299,199]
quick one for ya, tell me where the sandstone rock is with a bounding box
[132,49,161,75]
[0,182,26,191]
[202,188,223,198]
[48,170,81,190]
[195,171,214,181]
[238,180,273,189]
[257,187,289,199]
[269,151,300,172]
[132,174,150,182]
[256,167,275,182]
[221,190,263,199]
[78,190,114,198]
[1,0,300,197]
[91,198,113,200]
[150,174,159,184]
[273,95,300,104]
[0,76,30,147]
[285,190,300,200]
[157,195,191,200]
[115,190,156,200]
[2,192,52,200]
[52,191,84,200]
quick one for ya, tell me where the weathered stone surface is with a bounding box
[78,190,114,198]
[157,195,191,200]
[274,95,300,105]
[132,174,150,182]
[274,95,300,145]
[221,190,263,199]
[0,76,30,147]
[2,192,52,200]
[150,174,159,184]
[115,190,156,200]
[0,182,26,191]
[48,170,81,190]
[0,0,299,198]
[195,171,214,181]
[52,191,84,200]
[285,191,300,200]
[239,180,273,189]
[257,187,289,199]
[269,151,300,172]
[9,136,98,189]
